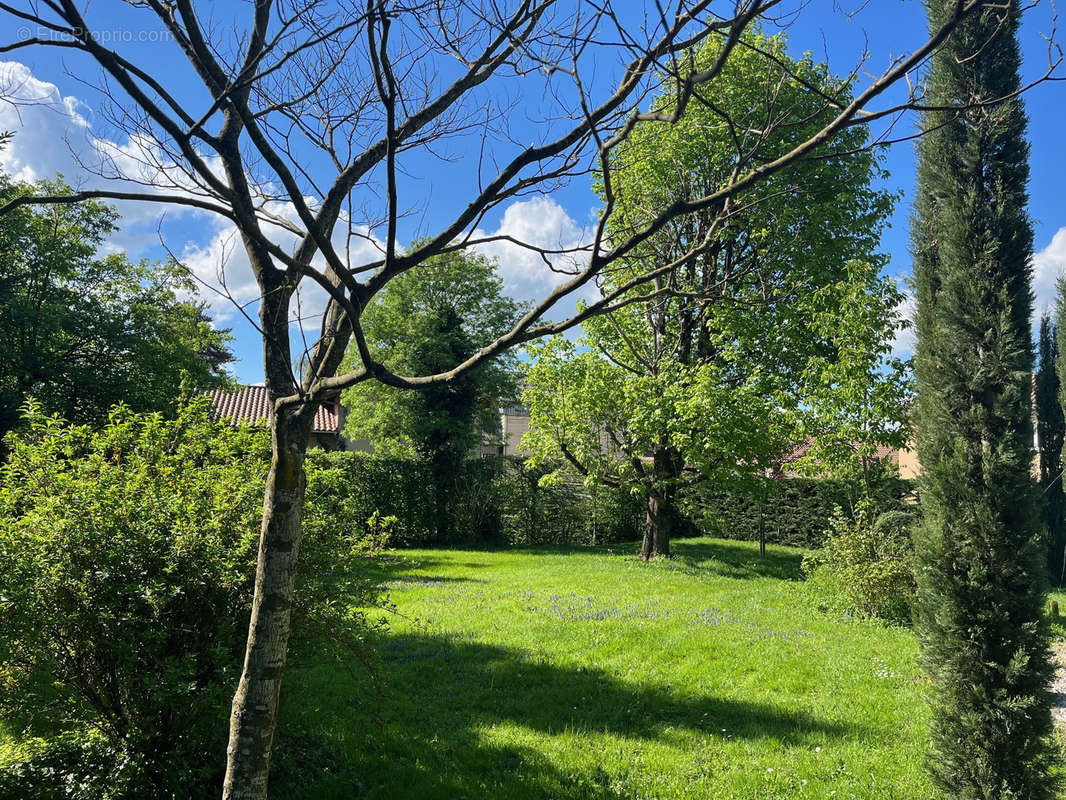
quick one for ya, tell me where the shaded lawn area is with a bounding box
[272,538,935,799]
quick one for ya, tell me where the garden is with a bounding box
[0,1,1063,798]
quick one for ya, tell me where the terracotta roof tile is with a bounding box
[204,385,341,434]
[779,436,899,465]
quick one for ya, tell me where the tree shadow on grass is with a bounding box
[382,574,485,589]
[475,538,805,583]
[670,539,805,581]
[501,541,639,557]
[362,553,490,586]
[275,631,863,799]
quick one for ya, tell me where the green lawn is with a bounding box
[272,538,936,799]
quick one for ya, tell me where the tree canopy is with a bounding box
[341,247,523,459]
[0,177,234,441]
[523,32,902,558]
[341,248,524,538]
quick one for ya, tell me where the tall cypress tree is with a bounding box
[1037,312,1066,582]
[912,1,1057,796]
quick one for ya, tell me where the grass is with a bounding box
[271,538,936,799]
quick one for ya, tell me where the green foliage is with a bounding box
[0,177,234,443]
[523,31,900,557]
[791,261,913,488]
[0,732,143,800]
[0,401,386,798]
[681,473,913,549]
[303,450,459,546]
[341,247,524,539]
[911,2,1057,795]
[802,499,916,624]
[494,459,645,546]
[303,451,643,547]
[1037,312,1066,582]
[305,449,909,553]
[340,247,522,457]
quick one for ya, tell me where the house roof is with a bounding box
[205,385,341,434]
[781,437,899,465]
[770,437,900,478]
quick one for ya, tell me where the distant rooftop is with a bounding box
[204,385,341,434]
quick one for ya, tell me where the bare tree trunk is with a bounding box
[639,446,685,560]
[640,489,674,560]
[222,409,312,800]
[222,263,315,799]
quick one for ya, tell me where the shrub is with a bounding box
[493,459,644,546]
[802,498,916,624]
[303,450,442,545]
[304,451,645,547]
[0,732,140,800]
[680,474,914,549]
[0,400,386,798]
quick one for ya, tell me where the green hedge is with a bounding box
[306,452,644,547]
[307,451,916,550]
[493,460,645,546]
[680,476,916,549]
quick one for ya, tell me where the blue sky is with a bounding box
[2,1,1064,383]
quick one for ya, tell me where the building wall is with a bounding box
[501,412,531,457]
[894,442,1039,481]
[897,445,921,480]
[478,410,532,458]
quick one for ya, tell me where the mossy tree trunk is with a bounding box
[223,273,321,800]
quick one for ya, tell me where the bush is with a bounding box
[304,452,645,547]
[304,450,438,546]
[802,498,916,624]
[0,400,386,798]
[0,733,141,800]
[680,474,914,548]
[493,459,644,546]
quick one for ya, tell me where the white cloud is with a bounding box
[892,289,916,358]
[0,61,343,331]
[0,60,223,257]
[472,196,591,310]
[0,61,91,182]
[1032,227,1066,318]
[179,208,383,335]
[178,219,262,320]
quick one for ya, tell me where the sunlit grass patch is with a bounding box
[274,538,936,799]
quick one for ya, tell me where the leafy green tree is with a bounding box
[341,248,523,540]
[911,2,1057,796]
[0,177,234,442]
[1037,312,1065,583]
[523,33,896,560]
[791,265,913,497]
